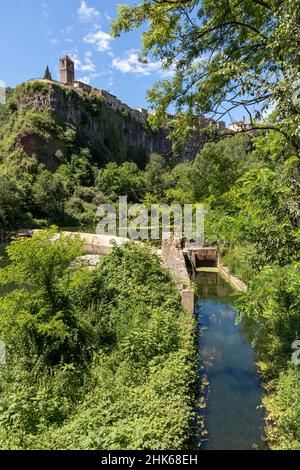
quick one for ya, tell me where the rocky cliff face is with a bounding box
[5,81,175,169]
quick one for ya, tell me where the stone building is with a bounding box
[55,55,226,155]
[95,89,123,112]
[60,55,75,85]
[230,120,258,136]
[73,80,92,94]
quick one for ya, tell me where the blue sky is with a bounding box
[0,1,251,124]
[0,0,172,112]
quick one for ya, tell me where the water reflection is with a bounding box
[196,272,265,450]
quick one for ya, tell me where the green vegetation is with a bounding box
[43,66,52,81]
[0,82,155,231]
[112,0,300,151]
[186,127,300,451]
[2,116,299,449]
[0,89,13,125]
[235,260,300,450]
[112,0,300,450]
[0,0,299,449]
[0,229,196,450]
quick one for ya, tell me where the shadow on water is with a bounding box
[196,271,265,450]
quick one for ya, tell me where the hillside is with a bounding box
[0,81,202,231]
[0,80,173,170]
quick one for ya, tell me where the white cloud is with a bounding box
[84,30,112,52]
[71,52,101,85]
[41,1,48,19]
[78,71,101,85]
[78,75,92,85]
[112,51,174,77]
[73,51,96,73]
[77,1,100,23]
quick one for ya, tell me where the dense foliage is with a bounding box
[1,119,299,448]
[185,132,300,449]
[112,0,300,450]
[0,0,300,450]
[112,0,300,151]
[197,134,300,449]
[0,229,196,449]
[0,82,151,231]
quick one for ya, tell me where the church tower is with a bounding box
[60,55,74,85]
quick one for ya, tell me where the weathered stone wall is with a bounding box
[160,238,195,312]
[161,238,191,288]
[13,81,173,167]
[73,81,93,94]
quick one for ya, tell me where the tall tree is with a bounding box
[43,65,52,81]
[112,0,300,152]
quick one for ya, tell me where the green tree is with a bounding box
[96,161,146,202]
[43,66,52,81]
[0,159,35,230]
[112,0,300,150]
[0,228,84,364]
[33,168,66,223]
[238,263,300,372]
[208,165,300,269]
[0,237,196,450]
[264,366,300,450]
[143,153,172,198]
[0,172,22,229]
[191,134,257,201]
[165,161,194,204]
[69,148,95,188]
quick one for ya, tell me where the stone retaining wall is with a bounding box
[160,238,195,312]
[218,263,248,292]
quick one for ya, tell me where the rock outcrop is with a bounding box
[7,81,174,169]
[5,80,207,169]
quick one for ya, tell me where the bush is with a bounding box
[0,233,196,450]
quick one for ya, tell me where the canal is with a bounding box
[0,239,266,450]
[196,270,265,450]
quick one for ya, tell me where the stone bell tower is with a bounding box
[60,55,75,85]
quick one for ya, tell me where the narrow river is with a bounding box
[196,270,265,450]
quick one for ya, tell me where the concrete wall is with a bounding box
[218,263,248,292]
[29,230,195,312]
[62,232,128,255]
[160,238,195,312]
